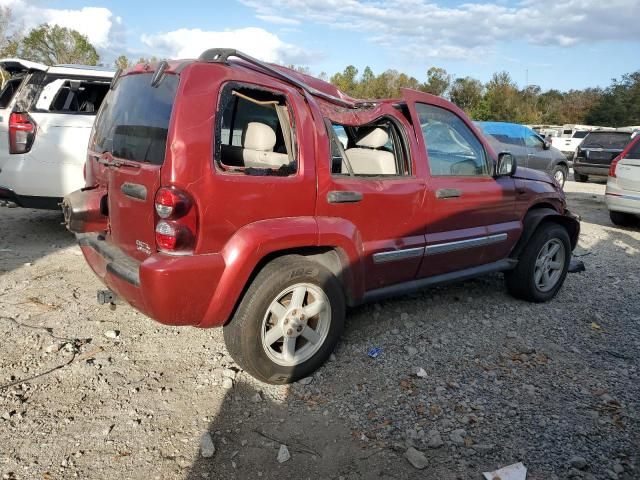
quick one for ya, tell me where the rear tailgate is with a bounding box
[617,140,640,192]
[89,71,179,262]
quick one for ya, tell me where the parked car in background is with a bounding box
[63,49,580,384]
[475,121,570,187]
[606,134,640,226]
[0,58,114,209]
[573,129,636,183]
[551,124,612,162]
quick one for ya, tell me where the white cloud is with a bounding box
[140,26,313,64]
[239,0,640,60]
[0,0,118,49]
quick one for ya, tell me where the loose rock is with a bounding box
[200,433,216,458]
[277,444,290,463]
[405,447,428,469]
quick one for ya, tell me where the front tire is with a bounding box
[223,256,345,384]
[573,171,588,183]
[552,164,568,187]
[610,210,637,227]
[505,223,571,302]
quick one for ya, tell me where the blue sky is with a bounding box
[4,0,639,92]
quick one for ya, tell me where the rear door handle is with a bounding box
[436,188,461,199]
[327,191,363,203]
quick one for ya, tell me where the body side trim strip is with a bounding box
[372,246,425,264]
[425,233,507,255]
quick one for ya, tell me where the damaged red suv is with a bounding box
[63,49,580,384]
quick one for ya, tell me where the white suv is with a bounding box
[0,59,114,209]
[606,133,640,226]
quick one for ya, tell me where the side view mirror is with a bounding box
[543,139,551,150]
[496,152,517,177]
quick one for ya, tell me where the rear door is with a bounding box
[617,138,640,192]
[89,72,179,261]
[316,116,426,291]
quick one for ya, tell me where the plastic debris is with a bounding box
[367,347,382,358]
[483,462,527,480]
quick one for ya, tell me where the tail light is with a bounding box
[154,187,197,254]
[609,155,621,178]
[8,112,36,154]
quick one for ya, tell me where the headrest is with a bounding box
[243,122,276,151]
[356,127,389,148]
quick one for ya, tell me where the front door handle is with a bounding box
[436,188,461,199]
[327,191,363,203]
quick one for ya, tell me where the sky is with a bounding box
[2,0,639,92]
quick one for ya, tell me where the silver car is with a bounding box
[475,122,570,187]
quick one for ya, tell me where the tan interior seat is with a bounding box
[241,122,289,169]
[344,127,397,175]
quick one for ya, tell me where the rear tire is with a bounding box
[505,223,571,302]
[552,164,568,187]
[610,211,637,227]
[223,255,345,384]
[573,171,588,183]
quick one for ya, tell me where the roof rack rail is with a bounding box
[198,48,360,109]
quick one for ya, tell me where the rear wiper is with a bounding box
[97,157,141,169]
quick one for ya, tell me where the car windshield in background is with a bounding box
[581,132,631,149]
[0,77,24,109]
[92,73,179,165]
[573,131,589,139]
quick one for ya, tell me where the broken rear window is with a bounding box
[0,77,24,109]
[92,73,179,165]
[215,83,297,176]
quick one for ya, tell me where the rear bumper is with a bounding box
[605,182,640,215]
[573,162,609,177]
[78,233,227,327]
[0,186,61,209]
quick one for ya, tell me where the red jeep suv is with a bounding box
[63,49,580,384]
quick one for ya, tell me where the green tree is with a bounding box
[478,71,521,122]
[330,65,359,96]
[115,55,131,70]
[586,73,639,126]
[449,77,484,115]
[422,67,451,97]
[19,24,99,65]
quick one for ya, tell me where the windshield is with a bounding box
[573,131,589,139]
[92,73,179,165]
[581,132,631,150]
[0,77,24,109]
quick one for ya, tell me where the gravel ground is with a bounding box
[1,177,639,480]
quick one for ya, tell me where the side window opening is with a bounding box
[418,104,488,177]
[329,118,409,177]
[216,84,296,176]
[35,78,110,113]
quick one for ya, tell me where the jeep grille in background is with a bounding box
[92,73,179,165]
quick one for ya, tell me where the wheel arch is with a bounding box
[511,205,580,259]
[198,217,364,328]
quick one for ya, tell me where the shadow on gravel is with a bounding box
[0,207,74,275]
[183,379,420,480]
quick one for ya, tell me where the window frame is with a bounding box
[327,114,413,179]
[213,80,299,176]
[21,73,111,116]
[417,103,491,178]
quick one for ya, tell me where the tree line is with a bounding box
[1,6,637,127]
